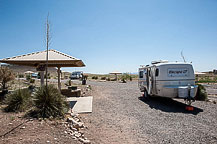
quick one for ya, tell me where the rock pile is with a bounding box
[64,113,90,144]
[81,85,92,96]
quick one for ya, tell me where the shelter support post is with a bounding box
[40,71,44,86]
[57,67,61,91]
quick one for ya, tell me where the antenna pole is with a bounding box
[181,51,186,63]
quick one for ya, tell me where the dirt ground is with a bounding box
[0,107,80,144]
[81,81,217,144]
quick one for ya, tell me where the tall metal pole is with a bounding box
[45,13,49,88]
[57,67,61,91]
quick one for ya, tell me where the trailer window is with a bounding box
[155,68,159,77]
[139,71,143,78]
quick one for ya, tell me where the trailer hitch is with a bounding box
[184,84,195,111]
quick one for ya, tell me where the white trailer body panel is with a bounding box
[138,62,198,99]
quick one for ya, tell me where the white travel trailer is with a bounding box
[138,61,198,105]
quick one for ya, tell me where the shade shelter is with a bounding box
[24,71,34,74]
[194,71,206,75]
[24,70,35,78]
[0,49,85,91]
[109,71,122,81]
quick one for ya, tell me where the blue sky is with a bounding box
[0,0,217,74]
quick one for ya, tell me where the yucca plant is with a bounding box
[33,85,69,118]
[5,88,32,112]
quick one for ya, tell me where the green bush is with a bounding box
[4,89,32,112]
[33,85,69,118]
[121,73,132,81]
[26,75,31,81]
[18,74,24,78]
[195,84,208,101]
[30,79,35,83]
[92,76,98,80]
[101,77,106,80]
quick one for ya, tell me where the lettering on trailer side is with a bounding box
[168,68,189,77]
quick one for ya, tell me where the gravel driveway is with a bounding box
[81,81,217,144]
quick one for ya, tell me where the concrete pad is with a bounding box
[67,96,93,114]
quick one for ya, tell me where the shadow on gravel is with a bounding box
[138,96,203,115]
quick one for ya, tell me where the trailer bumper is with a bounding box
[163,85,198,99]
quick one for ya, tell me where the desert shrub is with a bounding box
[195,84,208,101]
[65,80,72,86]
[44,73,51,79]
[101,77,106,80]
[30,79,35,83]
[106,77,111,81]
[18,74,24,78]
[92,76,98,80]
[110,78,116,81]
[33,85,69,118]
[26,75,31,81]
[4,89,32,112]
[121,78,126,83]
[121,73,132,81]
[0,67,15,90]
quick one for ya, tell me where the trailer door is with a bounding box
[147,68,152,94]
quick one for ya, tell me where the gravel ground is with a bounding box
[203,83,217,96]
[81,81,217,144]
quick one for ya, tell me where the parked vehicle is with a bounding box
[31,72,39,78]
[138,60,198,105]
[70,71,83,79]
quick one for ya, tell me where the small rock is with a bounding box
[54,138,57,140]
[74,117,80,122]
[64,131,67,134]
[20,126,25,129]
[46,140,50,143]
[75,132,82,138]
[74,122,84,129]
[67,117,74,123]
[19,138,22,140]
[70,132,75,136]
[70,127,77,131]
[70,113,79,117]
[49,116,53,120]
[79,138,91,144]
[213,101,216,104]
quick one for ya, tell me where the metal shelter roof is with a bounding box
[0,49,85,67]
[109,71,122,74]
